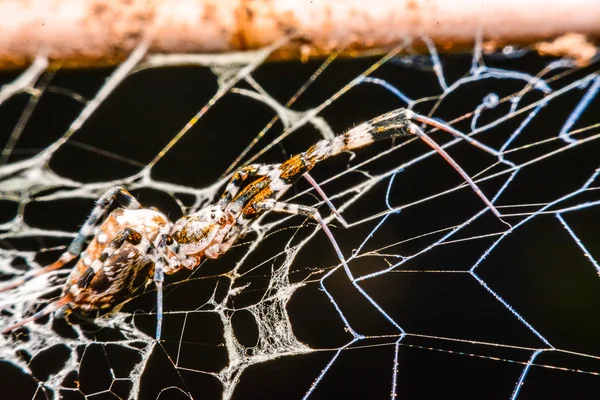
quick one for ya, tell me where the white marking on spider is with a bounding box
[91,260,102,272]
[269,177,287,191]
[70,285,81,295]
[346,130,372,148]
[97,233,108,244]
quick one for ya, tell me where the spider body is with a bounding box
[1,108,500,339]
[62,208,168,316]
[169,205,233,262]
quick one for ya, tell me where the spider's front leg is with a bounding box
[0,186,141,293]
[218,164,280,207]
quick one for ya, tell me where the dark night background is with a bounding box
[1,50,599,399]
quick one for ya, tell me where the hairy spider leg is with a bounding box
[214,116,410,253]
[219,107,502,269]
[282,108,500,218]
[0,187,142,293]
[218,165,347,227]
[224,109,418,216]
[1,296,72,334]
[218,164,279,207]
[217,161,353,267]
[153,271,164,339]
[2,226,155,334]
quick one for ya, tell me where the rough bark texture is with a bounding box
[0,0,599,69]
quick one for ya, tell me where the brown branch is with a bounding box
[1,0,599,70]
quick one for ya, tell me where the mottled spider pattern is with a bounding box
[1,108,499,339]
[56,208,169,316]
[1,191,172,329]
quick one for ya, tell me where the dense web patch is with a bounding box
[1,37,600,400]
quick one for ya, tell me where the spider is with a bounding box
[1,108,501,339]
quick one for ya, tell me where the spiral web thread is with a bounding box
[0,36,600,399]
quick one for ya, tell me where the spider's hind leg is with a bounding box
[1,293,73,334]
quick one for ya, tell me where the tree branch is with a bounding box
[1,0,599,70]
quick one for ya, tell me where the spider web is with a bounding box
[1,36,600,400]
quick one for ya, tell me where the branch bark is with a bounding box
[1,0,599,70]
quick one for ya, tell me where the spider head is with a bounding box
[170,206,230,257]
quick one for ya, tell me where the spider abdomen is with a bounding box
[62,208,168,315]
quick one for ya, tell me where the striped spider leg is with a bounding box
[164,108,502,336]
[168,107,502,291]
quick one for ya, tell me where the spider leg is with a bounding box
[218,163,279,207]
[295,108,501,219]
[253,199,349,270]
[152,233,169,341]
[405,120,502,219]
[372,109,501,219]
[0,186,141,293]
[1,295,72,334]
[153,259,165,340]
[303,172,348,228]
